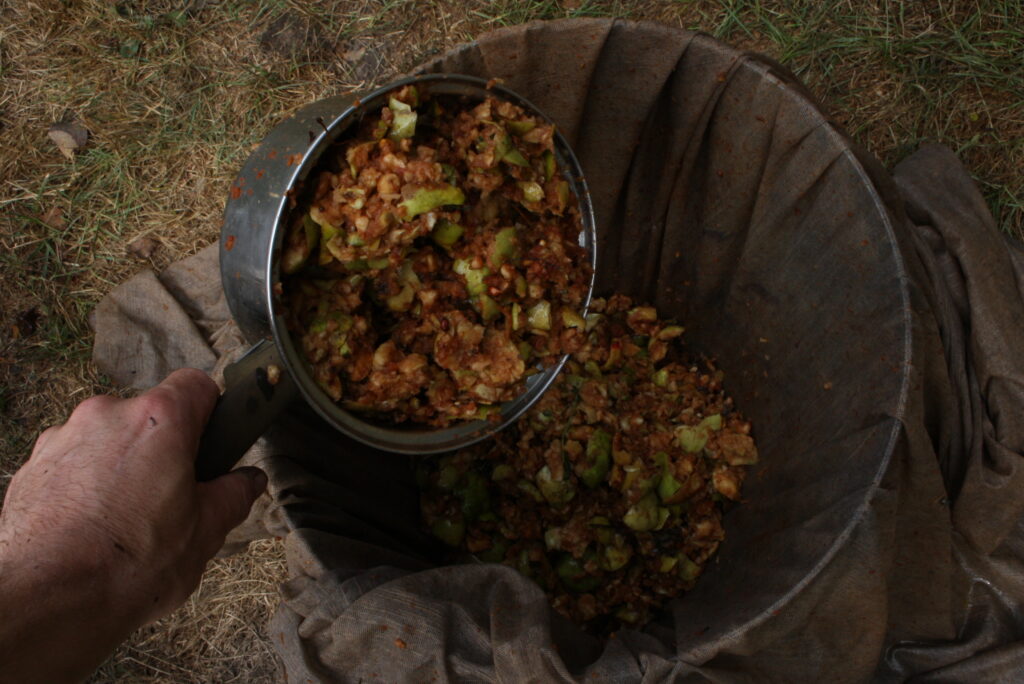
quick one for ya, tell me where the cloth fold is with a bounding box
[91,19,1024,683]
[893,144,1024,555]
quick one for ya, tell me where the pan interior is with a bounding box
[266,74,598,454]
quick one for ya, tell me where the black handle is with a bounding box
[195,340,299,481]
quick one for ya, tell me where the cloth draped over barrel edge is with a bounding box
[89,19,1024,683]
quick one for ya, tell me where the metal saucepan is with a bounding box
[194,74,597,481]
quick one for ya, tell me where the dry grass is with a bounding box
[88,539,288,683]
[1,0,1021,681]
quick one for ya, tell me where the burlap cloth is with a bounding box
[91,20,1024,682]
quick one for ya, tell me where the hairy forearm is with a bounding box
[0,369,264,682]
[0,548,136,684]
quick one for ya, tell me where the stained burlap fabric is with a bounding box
[91,19,1024,682]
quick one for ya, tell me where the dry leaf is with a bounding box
[128,236,160,259]
[342,46,366,61]
[338,36,393,84]
[562,0,583,8]
[40,206,67,230]
[48,122,89,159]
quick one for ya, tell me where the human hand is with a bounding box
[0,368,267,683]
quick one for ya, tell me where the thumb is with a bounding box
[196,467,268,551]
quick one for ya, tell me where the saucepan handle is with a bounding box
[194,339,299,481]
